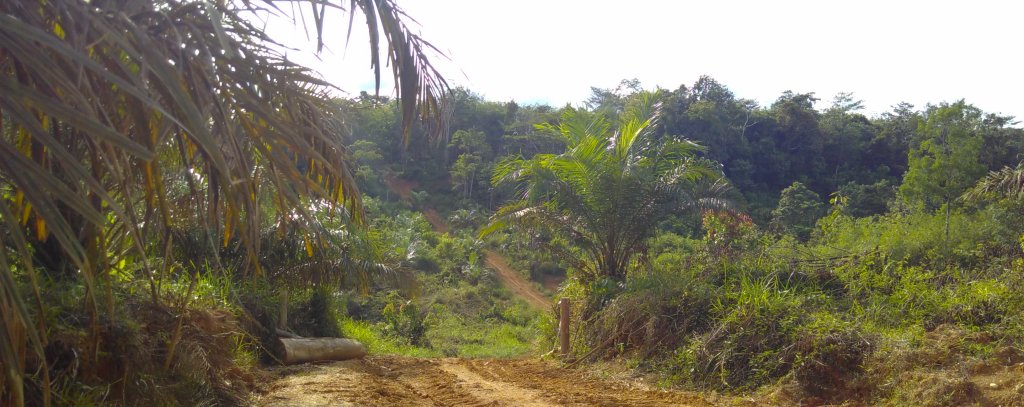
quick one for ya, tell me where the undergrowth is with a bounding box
[22,270,266,406]
[563,206,1024,406]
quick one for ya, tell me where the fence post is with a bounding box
[558,298,570,357]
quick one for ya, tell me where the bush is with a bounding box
[674,276,806,390]
[382,291,429,345]
[291,288,345,338]
[791,316,874,402]
[588,270,716,360]
[424,304,543,358]
[817,208,1015,271]
[29,276,263,406]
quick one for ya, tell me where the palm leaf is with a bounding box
[485,90,732,286]
[0,1,449,404]
[962,162,1024,202]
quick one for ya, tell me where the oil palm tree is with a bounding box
[0,1,447,404]
[484,91,729,286]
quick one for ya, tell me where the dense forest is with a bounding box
[349,78,1023,227]
[3,0,1024,406]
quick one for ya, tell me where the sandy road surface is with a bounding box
[258,355,715,406]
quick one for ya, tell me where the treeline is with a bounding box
[342,77,1023,230]
[340,79,1024,405]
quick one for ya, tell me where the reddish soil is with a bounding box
[258,356,718,406]
[484,249,552,310]
[384,176,552,310]
[421,208,449,234]
[383,174,417,203]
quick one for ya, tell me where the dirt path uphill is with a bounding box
[384,175,552,310]
[258,355,715,406]
[484,249,551,309]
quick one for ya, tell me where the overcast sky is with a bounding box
[261,0,1023,119]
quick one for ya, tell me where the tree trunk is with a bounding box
[558,298,570,358]
[278,287,289,330]
[278,338,367,364]
[944,199,951,244]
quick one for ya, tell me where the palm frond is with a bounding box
[342,0,450,140]
[962,162,1024,202]
[485,90,732,285]
[0,1,449,404]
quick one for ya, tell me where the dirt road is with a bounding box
[423,205,552,310]
[258,355,715,406]
[384,175,554,310]
[484,249,552,309]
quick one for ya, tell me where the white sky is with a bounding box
[261,0,1023,119]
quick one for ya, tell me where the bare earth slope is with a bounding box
[384,175,553,310]
[484,249,552,309]
[258,355,715,406]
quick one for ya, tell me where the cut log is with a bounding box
[278,337,367,365]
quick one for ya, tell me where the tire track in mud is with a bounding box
[258,356,715,406]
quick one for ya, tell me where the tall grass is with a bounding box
[569,205,1024,404]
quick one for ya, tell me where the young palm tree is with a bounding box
[484,91,729,285]
[0,1,446,405]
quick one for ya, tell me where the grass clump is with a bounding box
[674,276,806,391]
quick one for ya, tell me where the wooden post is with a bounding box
[558,298,570,357]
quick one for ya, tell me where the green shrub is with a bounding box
[589,269,717,360]
[291,288,344,338]
[817,208,1013,270]
[337,317,438,357]
[672,276,807,390]
[382,291,429,345]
